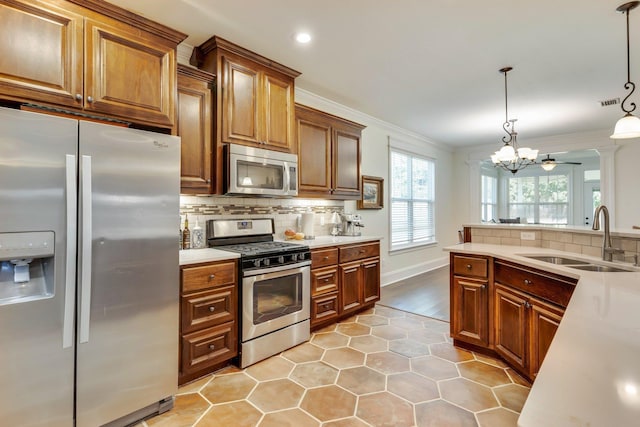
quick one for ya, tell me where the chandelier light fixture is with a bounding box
[611,1,640,139]
[491,67,538,174]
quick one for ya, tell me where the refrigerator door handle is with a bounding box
[63,154,77,349]
[79,155,93,344]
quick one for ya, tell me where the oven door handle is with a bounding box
[243,260,311,277]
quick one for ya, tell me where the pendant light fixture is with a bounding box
[491,67,538,174]
[611,1,640,139]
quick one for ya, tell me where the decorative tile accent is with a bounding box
[142,305,532,427]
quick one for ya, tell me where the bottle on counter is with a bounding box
[192,217,205,249]
[179,217,183,250]
[182,214,191,250]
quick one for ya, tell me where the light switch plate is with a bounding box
[520,231,536,241]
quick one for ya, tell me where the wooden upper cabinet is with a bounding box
[0,0,186,128]
[296,104,365,200]
[191,36,300,194]
[0,0,83,107]
[177,64,214,194]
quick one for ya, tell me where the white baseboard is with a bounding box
[381,256,449,287]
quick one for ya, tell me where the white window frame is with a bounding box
[505,171,571,224]
[481,168,498,222]
[388,147,436,251]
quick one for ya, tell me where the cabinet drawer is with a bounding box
[494,261,576,307]
[339,242,379,263]
[311,292,339,327]
[181,261,237,293]
[311,267,338,296]
[453,255,489,279]
[181,322,237,375]
[181,285,236,334]
[311,247,339,268]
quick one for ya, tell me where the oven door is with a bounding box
[242,262,310,342]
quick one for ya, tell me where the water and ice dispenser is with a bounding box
[0,231,55,305]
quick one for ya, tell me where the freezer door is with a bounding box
[75,122,180,426]
[0,107,77,426]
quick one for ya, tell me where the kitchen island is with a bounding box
[445,243,640,427]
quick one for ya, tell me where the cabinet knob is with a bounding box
[209,274,215,280]
[323,256,329,260]
[524,301,531,308]
[208,344,215,350]
[481,284,486,289]
[75,93,82,102]
[524,279,533,285]
[206,179,211,183]
[87,95,94,103]
[360,250,366,254]
[208,306,215,312]
[324,278,330,282]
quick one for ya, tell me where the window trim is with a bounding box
[388,146,436,251]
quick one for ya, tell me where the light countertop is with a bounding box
[179,248,240,266]
[179,235,382,265]
[444,243,640,427]
[463,222,640,239]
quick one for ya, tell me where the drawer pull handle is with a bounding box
[524,279,533,285]
[209,306,215,312]
[324,278,330,282]
[466,264,472,269]
[209,344,215,350]
[323,256,329,260]
[360,250,366,253]
[209,274,215,280]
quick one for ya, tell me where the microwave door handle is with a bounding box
[284,162,290,193]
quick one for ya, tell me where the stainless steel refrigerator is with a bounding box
[0,107,179,426]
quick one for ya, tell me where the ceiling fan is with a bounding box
[539,154,582,171]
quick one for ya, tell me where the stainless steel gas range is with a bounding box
[207,218,311,368]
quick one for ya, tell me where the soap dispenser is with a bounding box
[191,217,205,249]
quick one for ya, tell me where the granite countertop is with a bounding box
[444,243,640,427]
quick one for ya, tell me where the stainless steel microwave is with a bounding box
[226,144,298,197]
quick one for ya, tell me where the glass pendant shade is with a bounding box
[497,144,516,162]
[517,147,539,160]
[541,162,557,171]
[610,112,640,139]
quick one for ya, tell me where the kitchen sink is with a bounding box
[568,264,634,273]
[522,255,590,265]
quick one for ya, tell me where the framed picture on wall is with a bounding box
[358,175,384,209]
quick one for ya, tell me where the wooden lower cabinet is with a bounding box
[179,259,238,385]
[494,284,528,372]
[310,241,380,330]
[451,276,489,347]
[450,252,576,382]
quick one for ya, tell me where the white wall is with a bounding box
[295,89,458,285]
[615,139,640,228]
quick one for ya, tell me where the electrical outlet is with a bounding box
[520,231,536,241]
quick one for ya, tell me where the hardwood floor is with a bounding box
[379,265,450,322]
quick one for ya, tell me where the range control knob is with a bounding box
[253,259,261,268]
[278,256,284,264]
[291,253,298,262]
[263,258,270,266]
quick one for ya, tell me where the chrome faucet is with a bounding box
[592,205,624,262]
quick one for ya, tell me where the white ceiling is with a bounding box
[108,0,640,147]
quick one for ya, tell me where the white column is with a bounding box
[596,145,619,228]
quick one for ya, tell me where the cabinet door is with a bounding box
[451,276,489,347]
[311,291,339,328]
[362,258,380,304]
[178,66,214,193]
[529,298,564,379]
[220,56,261,145]
[332,126,361,198]
[263,72,294,152]
[340,261,362,314]
[84,17,175,127]
[494,284,528,372]
[297,114,332,196]
[0,0,83,107]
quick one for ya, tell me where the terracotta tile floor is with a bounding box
[140,305,530,427]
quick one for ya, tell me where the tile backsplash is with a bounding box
[468,227,640,263]
[179,196,345,239]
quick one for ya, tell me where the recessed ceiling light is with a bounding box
[295,32,311,44]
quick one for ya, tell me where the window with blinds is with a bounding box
[390,149,435,249]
